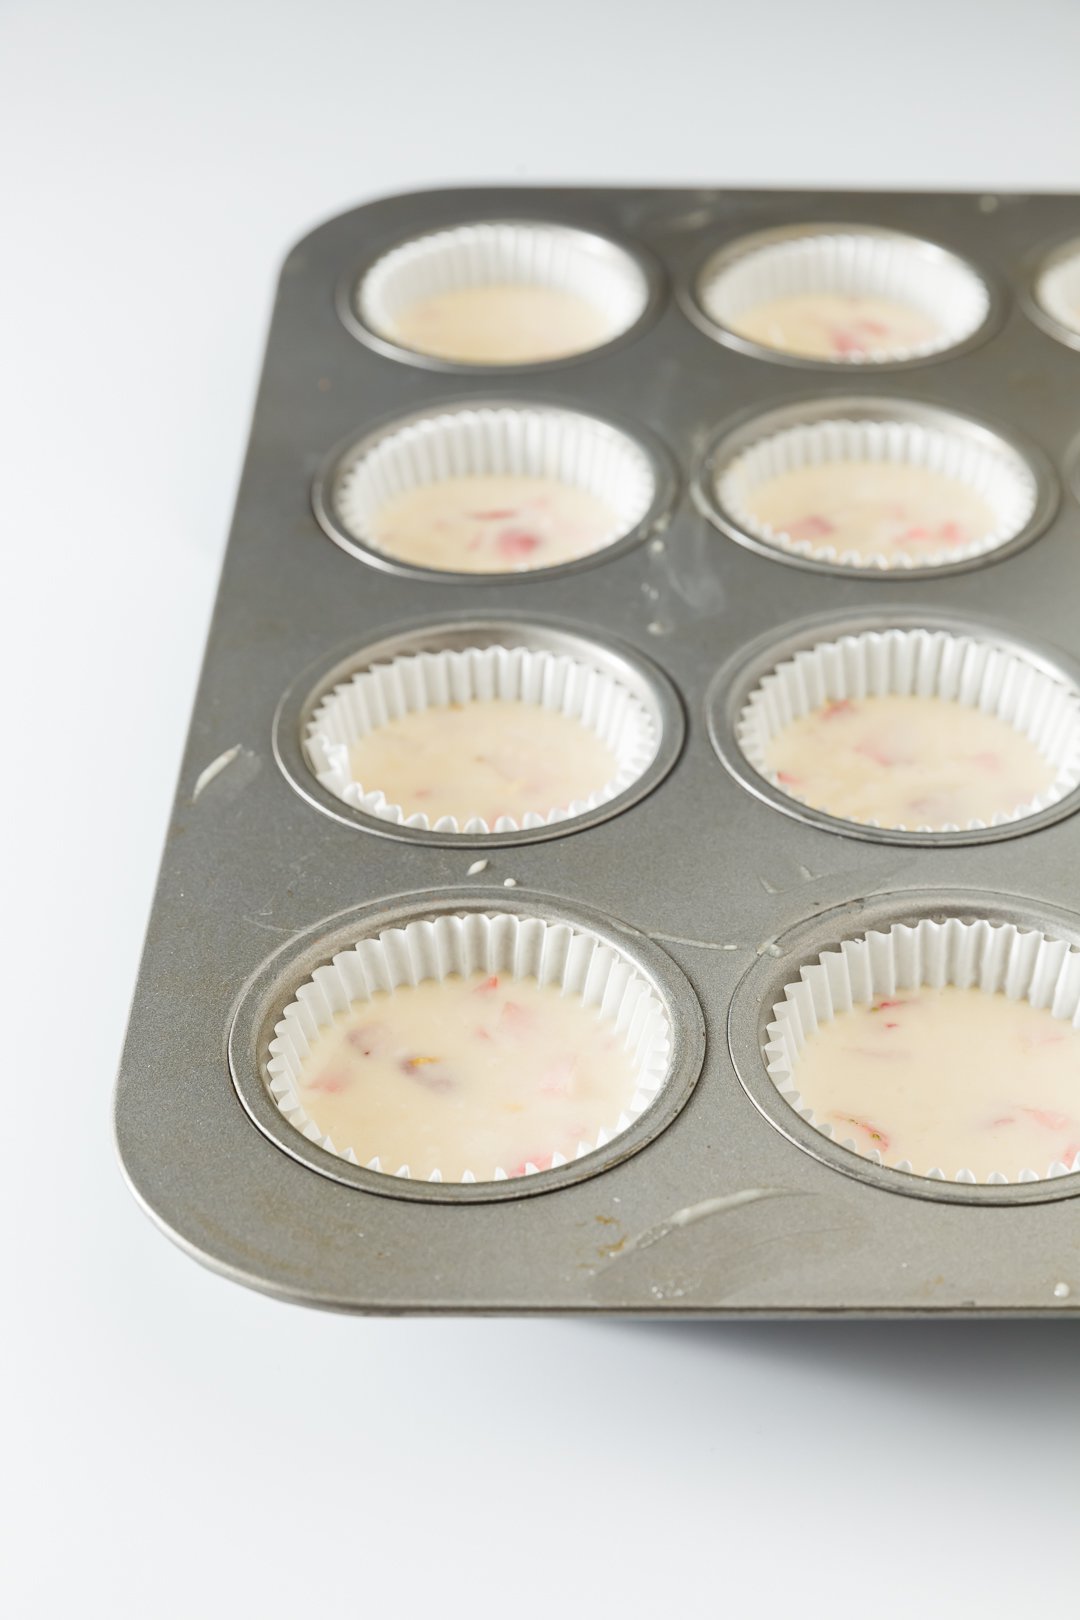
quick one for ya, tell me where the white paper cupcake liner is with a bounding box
[1035,240,1080,339]
[698,228,989,362]
[716,414,1037,570]
[737,626,1080,832]
[304,641,660,833]
[765,917,1080,1184]
[265,911,673,1182]
[357,221,650,360]
[332,404,656,571]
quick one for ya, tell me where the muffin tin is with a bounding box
[115,186,1080,1316]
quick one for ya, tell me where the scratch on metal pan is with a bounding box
[648,930,781,956]
[193,745,245,801]
[609,1187,802,1261]
[242,914,293,937]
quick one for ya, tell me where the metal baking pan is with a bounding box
[115,186,1080,1316]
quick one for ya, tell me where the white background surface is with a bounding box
[5,1,1080,1613]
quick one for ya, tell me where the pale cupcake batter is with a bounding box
[789,985,1080,1180]
[295,970,640,1180]
[731,293,941,360]
[389,284,612,364]
[368,473,620,573]
[763,693,1055,828]
[348,699,619,826]
[746,459,997,564]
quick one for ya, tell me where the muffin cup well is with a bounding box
[735,624,1080,835]
[304,640,659,835]
[1031,237,1080,348]
[697,397,1052,579]
[229,890,709,1201]
[764,916,1080,1185]
[350,220,654,367]
[726,890,1080,1207]
[266,910,672,1184]
[275,620,686,847]
[692,224,991,365]
[315,402,667,581]
[708,610,1080,848]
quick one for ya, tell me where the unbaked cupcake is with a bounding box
[265,911,674,1182]
[356,221,651,365]
[304,639,659,835]
[327,404,657,576]
[737,626,1080,834]
[696,226,989,363]
[714,407,1038,571]
[765,918,1080,1183]
[1034,238,1080,343]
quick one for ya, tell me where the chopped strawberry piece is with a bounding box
[399,1056,455,1092]
[787,514,836,541]
[854,739,897,767]
[776,769,802,786]
[346,1024,384,1056]
[834,1113,891,1150]
[499,1000,532,1034]
[539,1057,576,1097]
[495,528,542,559]
[1024,1028,1067,1048]
[971,751,1000,772]
[508,1152,552,1178]
[468,509,518,520]
[830,328,868,355]
[1022,1107,1071,1132]
[473,975,500,995]
[822,699,856,721]
[308,1070,350,1094]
